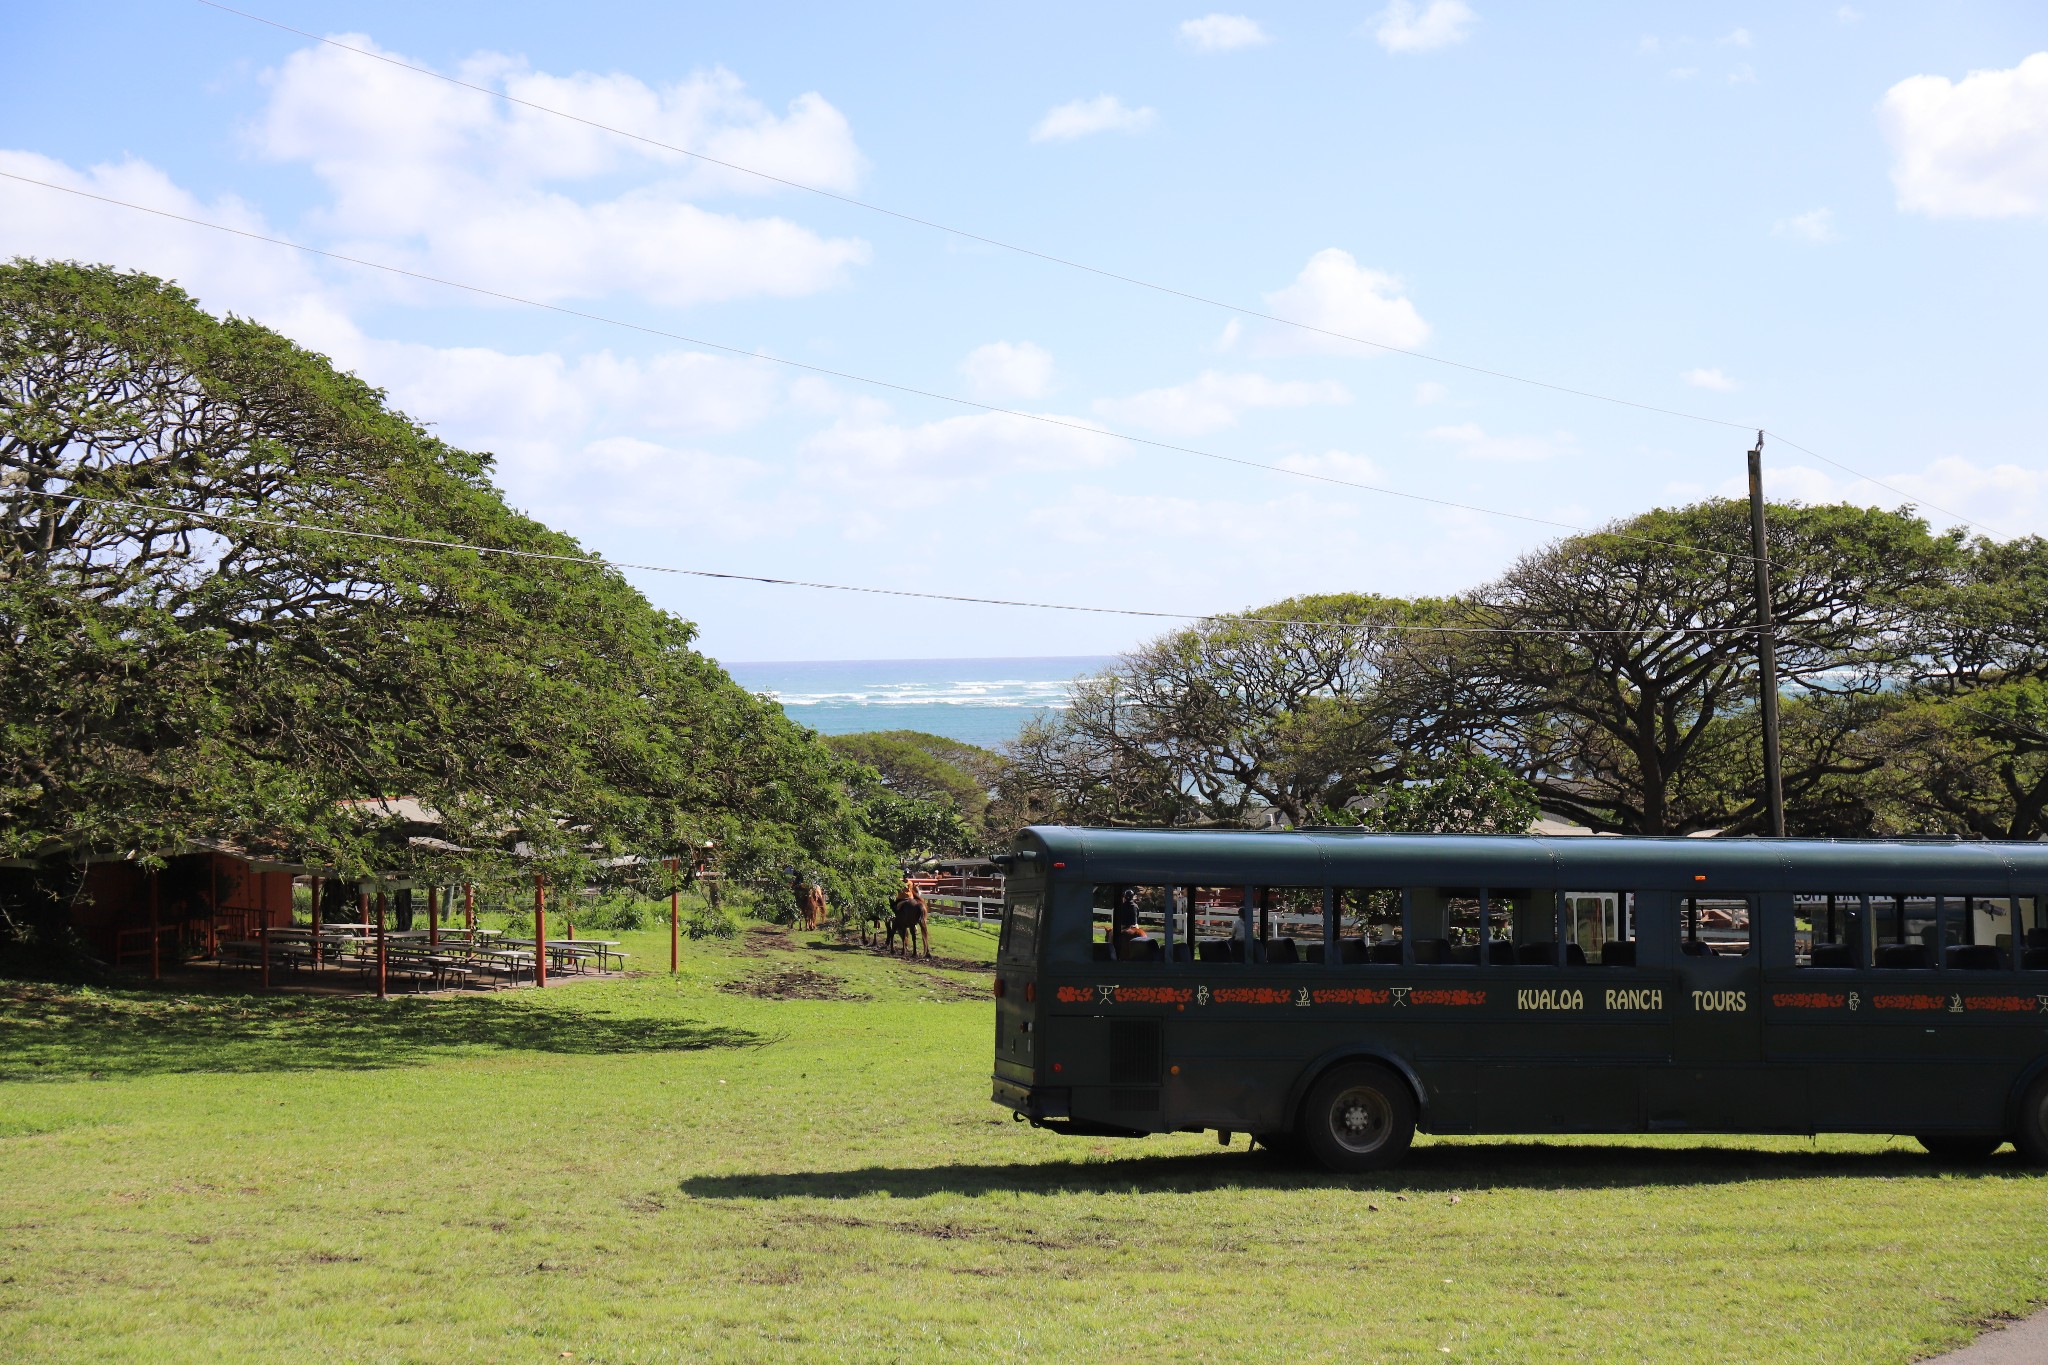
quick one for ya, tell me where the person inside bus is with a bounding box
[1112,889,1158,961]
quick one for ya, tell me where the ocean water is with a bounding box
[722,656,1114,749]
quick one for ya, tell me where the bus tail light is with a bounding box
[993,977,1006,998]
[1025,981,1037,1003]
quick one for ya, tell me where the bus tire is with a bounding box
[1300,1062,1415,1173]
[1915,1134,2005,1161]
[2015,1074,2048,1166]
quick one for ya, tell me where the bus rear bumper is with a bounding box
[992,1074,1070,1119]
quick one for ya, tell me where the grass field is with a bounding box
[3,913,2046,1363]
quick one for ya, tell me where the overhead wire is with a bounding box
[42,490,1786,638]
[192,0,2003,543]
[0,168,1767,568]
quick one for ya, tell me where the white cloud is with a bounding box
[1714,456,2048,536]
[1275,449,1386,481]
[1682,367,1738,391]
[1094,370,1350,436]
[1881,53,2048,219]
[1030,95,1158,143]
[1837,5,1863,22]
[1366,0,1476,54]
[959,341,1054,401]
[0,150,352,343]
[800,410,1125,505]
[252,35,870,305]
[1258,248,1430,354]
[1727,63,1757,86]
[1180,14,1271,51]
[1637,36,1662,56]
[1423,422,1574,462]
[1772,207,1839,243]
[1668,67,1699,82]
[1414,381,1449,405]
[1721,28,1753,48]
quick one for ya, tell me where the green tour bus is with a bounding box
[988,826,2048,1171]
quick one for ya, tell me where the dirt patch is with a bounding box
[735,926,798,957]
[902,969,990,1003]
[717,966,867,1002]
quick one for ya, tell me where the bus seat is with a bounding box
[1092,943,1113,962]
[1486,941,1517,965]
[1875,943,1934,969]
[1120,938,1162,963]
[1450,943,1480,964]
[1168,943,1193,963]
[2026,928,2048,950]
[1945,944,2000,970]
[1601,941,1636,965]
[1680,940,1714,957]
[1198,940,1231,963]
[1264,938,1300,965]
[1809,943,1855,968]
[1303,943,1325,964]
[1413,937,1451,965]
[1516,942,1558,966]
[1368,940,1402,964]
[2025,947,2048,970]
[1337,939,1369,964]
[1563,943,1587,966]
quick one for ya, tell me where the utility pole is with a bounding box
[1747,431,1786,836]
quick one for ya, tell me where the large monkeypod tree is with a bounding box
[0,259,890,960]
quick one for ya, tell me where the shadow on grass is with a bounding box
[682,1140,2036,1200]
[0,982,762,1081]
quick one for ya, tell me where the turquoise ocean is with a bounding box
[721,656,1114,750]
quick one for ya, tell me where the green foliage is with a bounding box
[1326,754,1540,834]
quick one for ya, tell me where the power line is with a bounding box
[45,490,1780,638]
[0,169,1764,567]
[192,0,1760,436]
[191,0,2007,543]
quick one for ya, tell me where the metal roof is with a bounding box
[1017,826,2048,895]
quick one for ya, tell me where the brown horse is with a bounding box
[886,885,930,958]
[791,878,829,932]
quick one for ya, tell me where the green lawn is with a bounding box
[2,916,2045,1363]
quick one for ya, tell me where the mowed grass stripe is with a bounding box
[1,918,2043,1363]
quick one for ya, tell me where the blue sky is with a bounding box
[6,2,2047,661]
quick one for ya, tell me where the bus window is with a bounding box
[1412,888,1513,964]
[1941,895,2006,969]
[1680,894,1755,958]
[2018,898,2048,970]
[1794,893,1868,968]
[1499,888,1564,966]
[1331,888,1403,964]
[1190,886,1245,963]
[1565,892,1634,965]
[1000,880,1041,963]
[1252,886,1321,965]
[1090,885,1170,963]
[1871,894,1939,969]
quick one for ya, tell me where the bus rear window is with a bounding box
[1000,881,1042,962]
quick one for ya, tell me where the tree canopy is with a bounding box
[1,259,893,950]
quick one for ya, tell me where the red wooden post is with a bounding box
[428,885,439,948]
[260,919,271,993]
[533,873,548,988]
[566,919,574,941]
[149,869,162,981]
[375,890,388,999]
[464,882,474,934]
[670,857,681,975]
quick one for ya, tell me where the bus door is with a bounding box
[1648,891,1797,1131]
